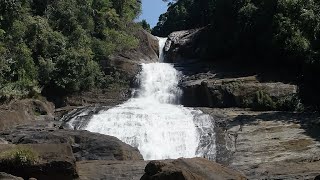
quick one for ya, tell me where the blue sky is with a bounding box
[138,0,168,28]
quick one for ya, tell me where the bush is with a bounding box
[0,80,41,102]
[276,94,305,112]
[252,90,276,111]
[0,147,39,167]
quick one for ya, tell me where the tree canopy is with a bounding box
[0,0,141,101]
[153,0,320,108]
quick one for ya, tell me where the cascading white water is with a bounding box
[75,37,215,160]
[157,37,167,62]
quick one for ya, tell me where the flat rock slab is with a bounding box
[77,160,148,180]
[200,108,320,179]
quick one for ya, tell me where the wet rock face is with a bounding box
[0,121,143,161]
[141,158,246,180]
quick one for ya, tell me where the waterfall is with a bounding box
[157,37,167,62]
[68,37,216,160]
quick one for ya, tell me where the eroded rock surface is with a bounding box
[200,108,320,179]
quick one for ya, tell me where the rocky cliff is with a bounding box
[163,28,320,179]
[165,28,302,112]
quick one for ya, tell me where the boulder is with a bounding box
[164,27,210,63]
[0,99,55,130]
[0,144,77,180]
[141,158,246,180]
[0,121,143,161]
[0,172,23,180]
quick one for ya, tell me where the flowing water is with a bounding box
[67,37,216,160]
[157,37,167,62]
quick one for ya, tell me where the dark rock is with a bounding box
[0,144,77,180]
[0,172,23,180]
[0,121,143,161]
[77,160,147,180]
[181,75,298,110]
[164,27,210,63]
[141,158,246,180]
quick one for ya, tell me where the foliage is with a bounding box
[0,147,39,167]
[138,19,151,32]
[0,0,141,100]
[154,0,320,108]
[276,94,305,112]
[252,90,276,111]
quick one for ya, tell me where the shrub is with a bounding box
[0,147,39,167]
[252,90,276,111]
[0,79,41,102]
[276,94,305,112]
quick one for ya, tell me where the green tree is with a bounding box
[138,19,151,32]
[0,0,142,100]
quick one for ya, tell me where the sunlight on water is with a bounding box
[74,38,216,160]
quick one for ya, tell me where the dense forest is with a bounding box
[153,0,320,109]
[0,0,141,101]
